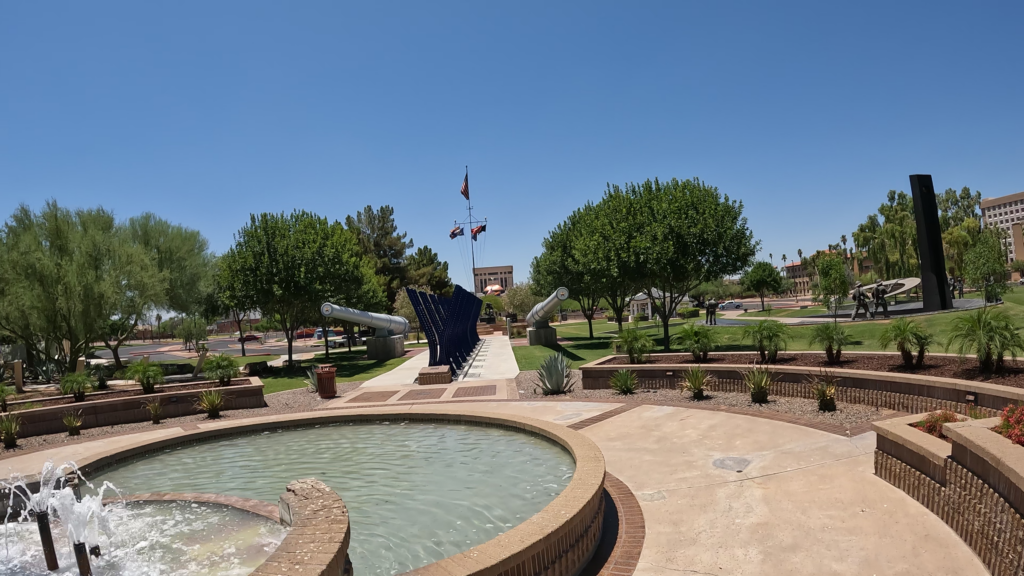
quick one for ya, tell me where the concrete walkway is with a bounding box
[0,401,986,575]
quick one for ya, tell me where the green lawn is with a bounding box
[260,350,409,394]
[741,307,828,318]
[155,354,279,366]
[513,289,1024,371]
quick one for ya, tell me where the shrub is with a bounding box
[204,354,240,386]
[0,414,20,449]
[878,318,932,368]
[682,366,711,400]
[88,364,109,390]
[194,390,225,419]
[609,369,638,395]
[742,320,789,363]
[808,322,851,364]
[0,385,12,412]
[143,399,162,424]
[614,328,654,364]
[537,353,575,395]
[998,404,1024,445]
[744,365,773,404]
[679,308,700,319]
[59,372,92,402]
[915,410,962,438]
[946,308,1024,373]
[671,324,720,362]
[125,360,165,394]
[807,370,839,412]
[62,410,83,436]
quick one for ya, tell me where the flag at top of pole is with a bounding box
[460,169,469,201]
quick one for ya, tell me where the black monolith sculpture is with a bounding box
[909,174,952,312]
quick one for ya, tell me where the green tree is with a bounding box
[740,261,783,311]
[127,213,213,316]
[504,282,540,318]
[626,178,758,350]
[814,252,850,321]
[937,186,982,233]
[97,226,164,370]
[532,203,604,338]
[405,246,454,296]
[585,187,641,331]
[345,205,414,310]
[964,227,1009,304]
[853,190,919,280]
[212,252,257,357]
[229,210,384,365]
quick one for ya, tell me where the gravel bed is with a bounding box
[600,352,1024,388]
[514,370,892,426]
[0,383,362,461]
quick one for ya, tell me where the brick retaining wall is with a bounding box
[11,379,265,437]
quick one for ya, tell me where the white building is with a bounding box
[981,191,1024,263]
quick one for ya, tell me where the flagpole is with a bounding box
[466,166,477,293]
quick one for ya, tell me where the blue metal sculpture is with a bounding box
[406,285,482,377]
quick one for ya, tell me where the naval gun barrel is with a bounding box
[526,287,569,327]
[320,303,409,336]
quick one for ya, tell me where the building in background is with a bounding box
[981,191,1024,263]
[783,261,811,296]
[474,265,513,294]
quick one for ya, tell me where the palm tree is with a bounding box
[769,253,773,263]
[797,248,803,261]
[781,253,787,264]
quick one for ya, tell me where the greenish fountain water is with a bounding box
[91,421,576,575]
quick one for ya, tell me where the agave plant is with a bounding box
[808,322,851,364]
[878,318,932,368]
[143,399,162,424]
[194,390,226,419]
[0,413,20,449]
[125,360,165,394]
[742,320,789,363]
[682,366,712,400]
[62,410,84,436]
[744,365,773,404]
[671,324,720,362]
[304,366,318,393]
[609,369,638,395]
[59,372,92,402]
[614,327,654,364]
[537,353,574,395]
[946,308,1024,373]
[203,354,239,386]
[807,369,839,412]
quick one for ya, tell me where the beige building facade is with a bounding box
[981,191,1024,263]
[474,265,513,294]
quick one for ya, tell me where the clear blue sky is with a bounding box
[3,1,1022,288]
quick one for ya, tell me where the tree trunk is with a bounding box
[286,333,294,366]
[235,313,247,357]
[110,343,124,371]
[760,294,766,311]
[323,324,330,360]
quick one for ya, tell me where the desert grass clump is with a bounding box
[62,410,83,436]
[807,369,839,412]
[808,322,852,364]
[59,372,92,402]
[0,385,13,412]
[537,353,575,395]
[0,414,21,449]
[143,399,162,424]
[194,390,225,419]
[682,366,712,400]
[671,323,720,362]
[614,326,654,364]
[610,369,638,395]
[742,320,789,363]
[204,354,240,386]
[125,360,164,394]
[744,365,773,404]
[878,318,932,368]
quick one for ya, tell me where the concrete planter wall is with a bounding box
[9,378,265,438]
[874,415,1024,575]
[580,354,1022,416]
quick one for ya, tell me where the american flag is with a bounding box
[460,173,469,200]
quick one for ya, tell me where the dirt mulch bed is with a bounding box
[600,353,1024,389]
[513,370,895,428]
[0,383,362,461]
[7,379,255,410]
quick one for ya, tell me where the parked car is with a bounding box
[238,334,260,343]
[718,301,744,310]
[314,328,338,340]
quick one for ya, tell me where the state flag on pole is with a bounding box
[471,224,486,241]
[449,226,464,239]
[460,173,469,200]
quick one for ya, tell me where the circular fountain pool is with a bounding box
[90,420,576,575]
[2,500,287,576]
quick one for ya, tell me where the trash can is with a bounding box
[315,365,337,399]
